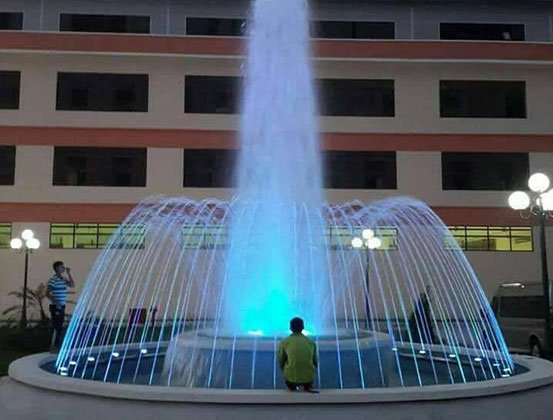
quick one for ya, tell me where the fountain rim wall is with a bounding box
[9,350,553,404]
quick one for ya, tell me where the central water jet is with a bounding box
[224,0,328,335]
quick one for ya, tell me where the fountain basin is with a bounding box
[4,352,553,420]
[164,329,393,388]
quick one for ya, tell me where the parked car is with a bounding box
[491,282,551,357]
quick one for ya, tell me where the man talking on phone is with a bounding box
[46,261,75,353]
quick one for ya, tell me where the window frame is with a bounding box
[0,12,23,30]
[440,80,527,119]
[446,225,533,252]
[0,223,12,249]
[56,72,149,112]
[441,152,529,191]
[324,151,397,190]
[0,146,16,185]
[50,223,146,250]
[0,70,21,110]
[439,22,526,41]
[59,13,151,34]
[53,146,147,187]
[313,20,396,40]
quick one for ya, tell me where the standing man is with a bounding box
[278,317,318,392]
[46,261,75,353]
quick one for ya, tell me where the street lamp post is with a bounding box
[508,173,553,358]
[10,229,41,329]
[352,229,383,329]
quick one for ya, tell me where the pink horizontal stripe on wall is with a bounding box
[1,126,553,152]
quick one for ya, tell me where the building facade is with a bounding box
[1,0,553,318]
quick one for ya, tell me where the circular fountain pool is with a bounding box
[5,350,553,420]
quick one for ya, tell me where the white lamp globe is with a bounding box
[362,229,375,240]
[367,237,383,250]
[541,190,553,211]
[26,238,40,250]
[528,173,550,193]
[10,238,23,250]
[508,191,531,210]
[21,229,34,241]
[351,237,364,249]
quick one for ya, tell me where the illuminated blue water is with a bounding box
[224,0,327,334]
[53,0,514,389]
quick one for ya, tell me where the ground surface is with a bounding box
[2,376,553,420]
[0,350,31,376]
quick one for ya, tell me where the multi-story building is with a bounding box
[1,0,552,318]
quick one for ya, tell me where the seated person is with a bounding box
[278,317,318,392]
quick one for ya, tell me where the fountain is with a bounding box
[6,0,553,418]
[46,0,514,389]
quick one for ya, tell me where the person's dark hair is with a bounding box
[53,261,64,272]
[290,317,304,334]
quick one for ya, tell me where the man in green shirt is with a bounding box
[278,317,318,392]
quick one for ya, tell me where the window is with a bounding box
[499,296,544,319]
[325,152,397,189]
[440,23,525,41]
[446,226,533,252]
[0,12,23,30]
[440,80,526,118]
[314,21,394,39]
[56,72,148,112]
[184,77,394,117]
[50,223,145,249]
[442,152,528,191]
[0,71,20,109]
[320,79,394,117]
[182,226,228,249]
[0,223,12,248]
[184,76,239,114]
[328,226,398,250]
[186,17,245,36]
[59,14,150,33]
[53,147,147,187]
[183,149,236,188]
[0,146,16,185]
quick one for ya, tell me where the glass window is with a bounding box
[183,149,236,188]
[500,296,544,319]
[75,224,99,249]
[59,14,150,33]
[184,76,240,114]
[510,227,533,252]
[327,226,398,251]
[446,226,533,252]
[440,80,526,118]
[56,72,149,112]
[314,21,394,39]
[320,79,395,117]
[440,23,525,41]
[98,224,119,248]
[0,71,20,110]
[442,152,528,191]
[182,226,228,249]
[0,223,12,248]
[111,224,146,249]
[53,147,147,187]
[50,224,76,249]
[325,151,397,189]
[0,12,23,30]
[186,17,246,36]
[184,77,395,117]
[0,146,16,185]
[50,223,145,249]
